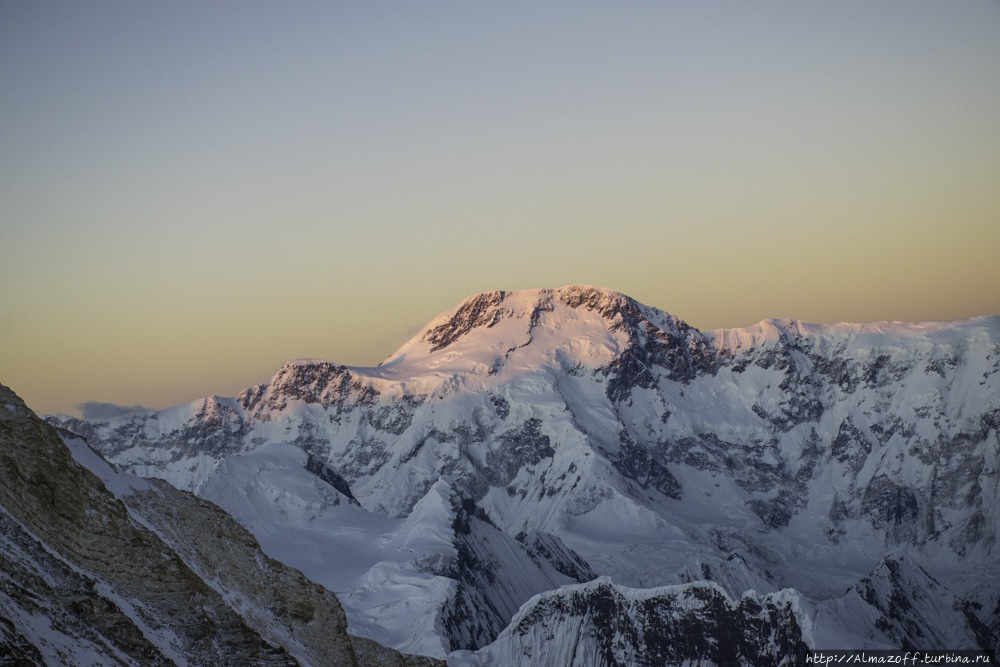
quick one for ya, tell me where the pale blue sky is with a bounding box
[2,1,999,414]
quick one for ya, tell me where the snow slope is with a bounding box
[51,285,1000,660]
[1,383,443,667]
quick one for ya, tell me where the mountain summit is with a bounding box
[51,286,1000,661]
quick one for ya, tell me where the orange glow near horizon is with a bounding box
[2,1,998,415]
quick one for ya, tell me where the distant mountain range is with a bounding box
[14,285,1000,664]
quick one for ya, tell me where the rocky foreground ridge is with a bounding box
[0,383,442,667]
[45,285,1000,663]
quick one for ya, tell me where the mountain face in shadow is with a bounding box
[46,286,1000,661]
[0,383,442,667]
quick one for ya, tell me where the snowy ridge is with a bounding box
[451,577,814,667]
[1,383,450,666]
[0,384,309,666]
[50,285,1000,661]
[820,551,994,650]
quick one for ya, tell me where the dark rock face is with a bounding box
[486,418,555,486]
[0,508,177,666]
[416,490,580,652]
[746,489,804,529]
[369,396,423,436]
[0,619,46,666]
[0,383,439,667]
[0,384,306,666]
[423,291,510,352]
[41,290,1000,660]
[520,531,599,584]
[124,477,369,667]
[554,286,717,403]
[842,553,998,651]
[832,418,872,472]
[489,394,510,420]
[349,636,445,667]
[861,475,921,537]
[609,431,682,500]
[484,554,999,666]
[305,453,359,504]
[246,362,380,417]
[490,579,811,667]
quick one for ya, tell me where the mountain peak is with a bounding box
[44,288,1000,658]
[384,286,697,372]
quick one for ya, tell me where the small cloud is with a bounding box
[78,401,153,421]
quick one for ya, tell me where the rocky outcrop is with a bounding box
[399,479,580,652]
[825,552,996,651]
[46,287,1000,658]
[471,578,811,667]
[0,382,433,666]
[120,480,357,667]
[1,384,308,666]
[423,291,510,352]
[350,636,445,667]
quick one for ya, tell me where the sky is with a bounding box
[2,1,999,416]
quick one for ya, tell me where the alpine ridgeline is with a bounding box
[50,286,1000,663]
[0,383,443,667]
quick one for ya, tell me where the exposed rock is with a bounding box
[423,291,510,352]
[475,578,811,667]
[0,383,310,666]
[44,287,1000,658]
[827,552,997,651]
[350,636,446,667]
[1,382,422,666]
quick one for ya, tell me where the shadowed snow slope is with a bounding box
[50,286,1000,661]
[0,383,443,667]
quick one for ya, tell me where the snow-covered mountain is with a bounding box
[0,383,443,666]
[50,285,1000,661]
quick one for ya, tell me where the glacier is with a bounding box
[1,383,448,666]
[49,285,1000,662]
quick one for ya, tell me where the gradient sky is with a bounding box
[2,1,999,416]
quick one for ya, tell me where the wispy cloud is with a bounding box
[372,323,425,365]
[78,401,152,421]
